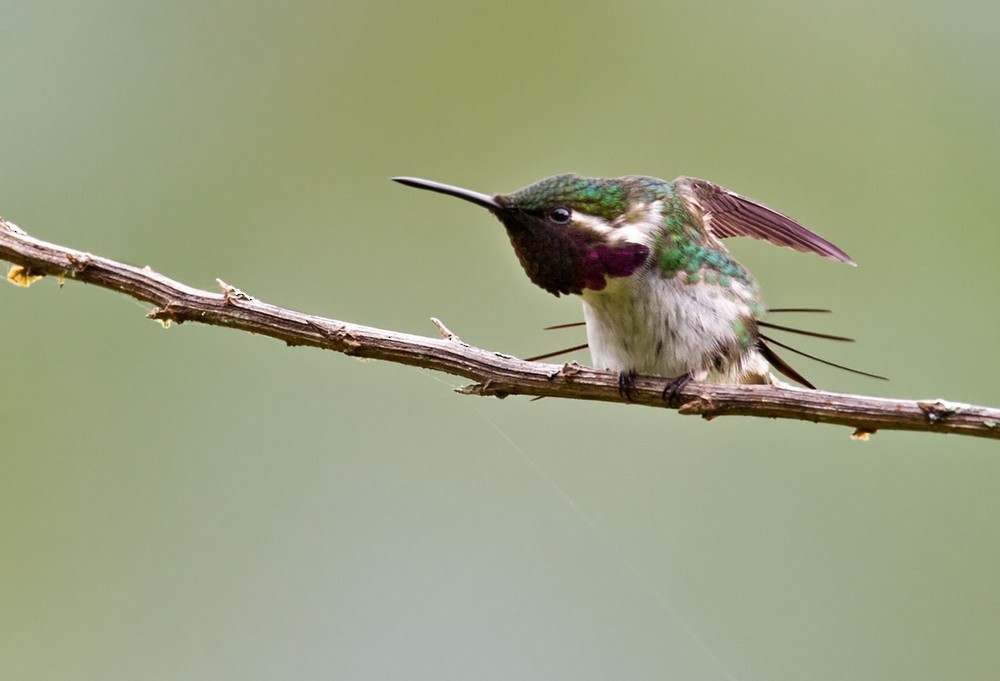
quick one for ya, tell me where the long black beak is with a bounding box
[393,177,502,211]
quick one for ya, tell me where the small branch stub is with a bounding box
[1,219,998,440]
[217,278,254,303]
[431,317,463,343]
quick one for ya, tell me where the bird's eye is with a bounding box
[549,207,572,224]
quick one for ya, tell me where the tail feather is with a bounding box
[760,334,888,381]
[525,343,589,362]
[766,307,831,314]
[757,338,816,388]
[757,321,854,342]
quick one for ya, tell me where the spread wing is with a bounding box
[675,177,855,265]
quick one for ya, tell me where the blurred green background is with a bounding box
[2,1,999,680]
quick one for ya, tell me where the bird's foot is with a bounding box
[617,370,638,402]
[661,372,693,408]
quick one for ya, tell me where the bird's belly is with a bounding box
[581,276,756,380]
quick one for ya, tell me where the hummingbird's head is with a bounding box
[394,174,654,296]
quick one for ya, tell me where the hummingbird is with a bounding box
[394,173,877,397]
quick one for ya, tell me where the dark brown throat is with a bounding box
[501,217,593,296]
[497,211,649,297]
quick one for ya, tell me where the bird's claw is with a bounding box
[661,372,692,408]
[617,370,638,402]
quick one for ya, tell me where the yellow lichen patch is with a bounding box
[157,318,173,329]
[850,427,876,441]
[7,265,44,287]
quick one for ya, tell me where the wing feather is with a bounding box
[675,177,855,265]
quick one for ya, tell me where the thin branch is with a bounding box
[1,216,998,440]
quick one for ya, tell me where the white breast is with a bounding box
[581,273,768,383]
